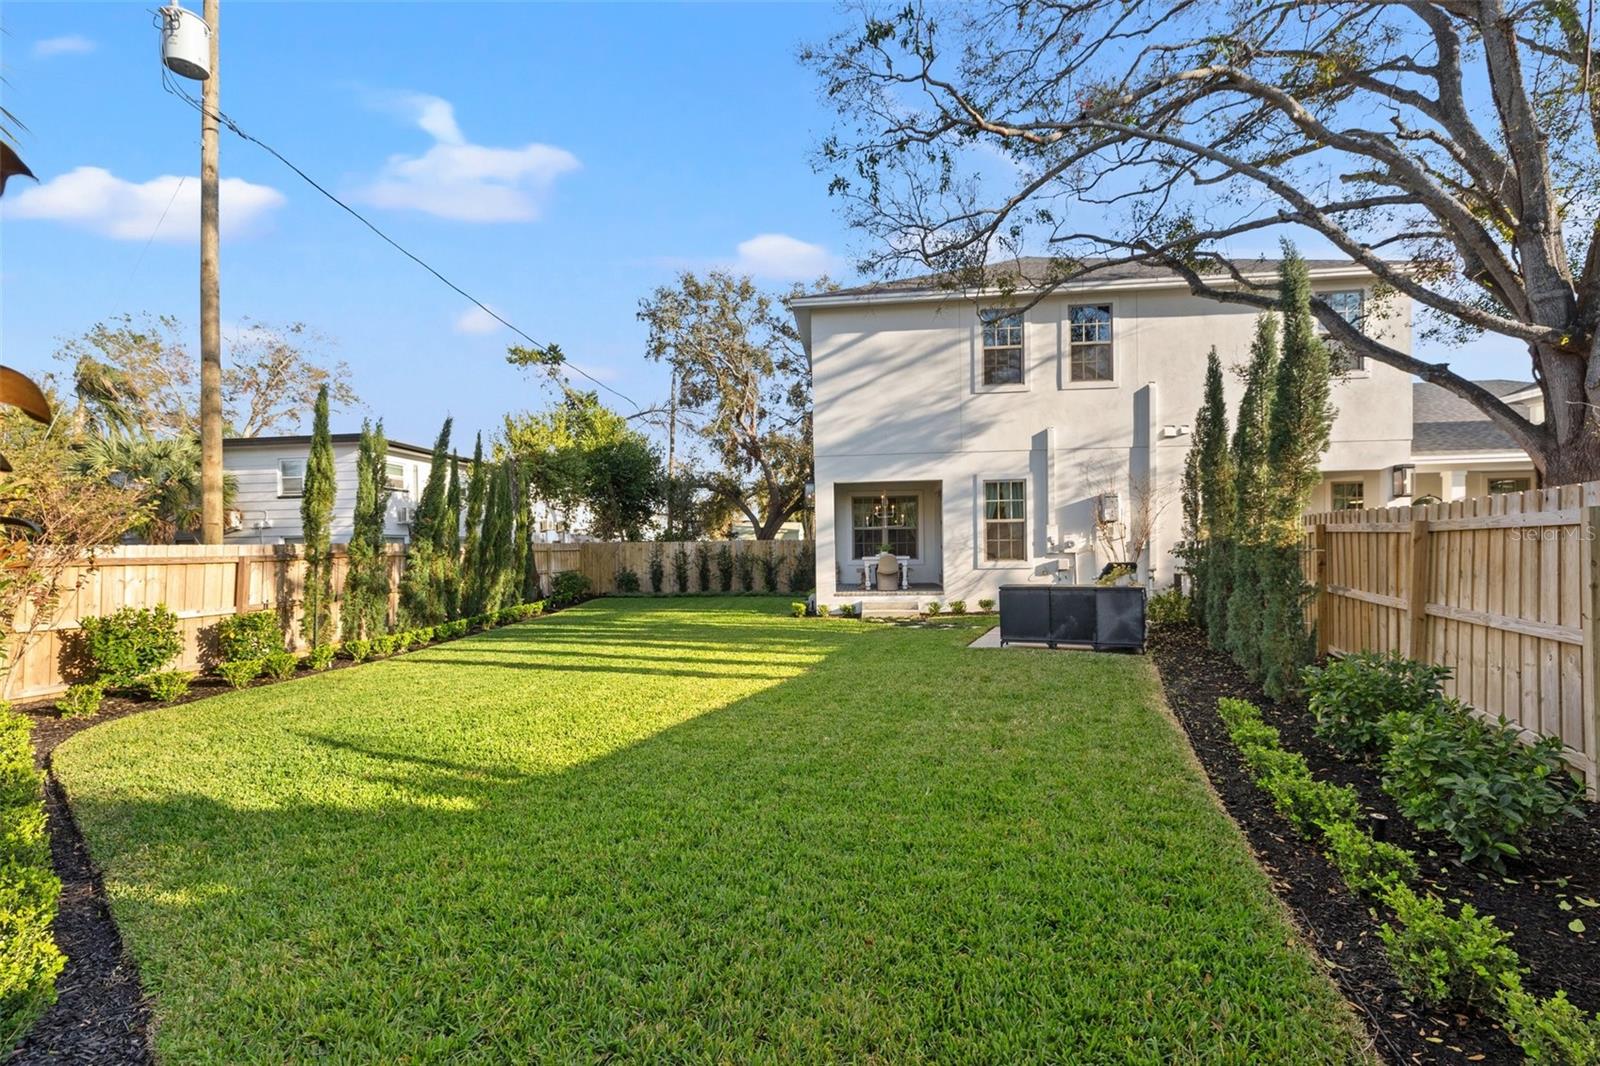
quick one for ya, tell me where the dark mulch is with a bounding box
[1151,621,1600,1065]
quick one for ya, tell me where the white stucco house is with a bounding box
[221,434,451,544]
[793,257,1525,611]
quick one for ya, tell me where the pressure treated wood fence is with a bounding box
[1303,481,1599,788]
[4,538,810,704]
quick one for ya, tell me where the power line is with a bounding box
[156,65,639,412]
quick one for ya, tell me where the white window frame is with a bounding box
[975,475,1029,567]
[974,308,1029,393]
[849,492,921,562]
[1320,289,1369,377]
[1060,300,1118,390]
[1330,480,1365,511]
[385,460,408,493]
[1486,475,1531,495]
[278,458,306,498]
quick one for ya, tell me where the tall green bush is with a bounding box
[1224,314,1278,677]
[300,385,336,646]
[343,420,392,641]
[1191,348,1234,648]
[0,703,65,1051]
[399,418,456,626]
[715,543,734,591]
[80,604,182,686]
[216,610,284,663]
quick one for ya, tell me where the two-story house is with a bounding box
[792,258,1419,611]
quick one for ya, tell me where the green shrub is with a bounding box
[55,681,106,718]
[436,620,467,640]
[305,645,336,672]
[925,601,943,616]
[948,600,967,615]
[0,703,66,1049]
[1381,700,1580,868]
[977,598,995,612]
[715,544,735,592]
[1259,764,1362,833]
[696,547,713,592]
[551,571,592,607]
[758,549,781,593]
[1216,696,1266,733]
[495,607,520,626]
[1322,819,1416,895]
[836,603,857,618]
[787,543,814,594]
[215,610,285,665]
[80,605,182,687]
[1096,564,1135,587]
[411,626,436,646]
[816,604,831,618]
[1378,884,1518,1010]
[369,634,399,658]
[648,544,665,594]
[1500,977,1600,1065]
[217,658,264,690]
[1302,653,1451,757]
[262,650,298,681]
[734,548,755,592]
[343,639,371,663]
[672,546,690,593]
[141,669,194,704]
[790,602,807,618]
[615,567,642,594]
[469,613,493,632]
[1147,588,1190,626]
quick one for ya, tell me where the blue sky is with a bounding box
[2,2,1521,450]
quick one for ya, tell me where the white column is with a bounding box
[1446,468,1468,502]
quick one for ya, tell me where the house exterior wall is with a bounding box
[222,441,434,544]
[806,273,1414,606]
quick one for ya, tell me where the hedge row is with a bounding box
[1,702,65,1051]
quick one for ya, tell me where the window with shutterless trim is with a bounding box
[982,480,1026,561]
[1066,303,1113,382]
[978,308,1025,386]
[278,458,306,497]
[1322,290,1367,372]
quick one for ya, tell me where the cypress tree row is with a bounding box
[399,417,455,625]
[443,456,462,620]
[515,462,540,602]
[461,435,488,616]
[1194,348,1234,649]
[1224,313,1279,677]
[344,420,391,640]
[1258,245,1335,698]
[300,385,336,646]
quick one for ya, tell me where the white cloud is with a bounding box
[3,166,285,241]
[731,233,838,281]
[33,35,95,58]
[359,92,579,223]
[453,305,502,335]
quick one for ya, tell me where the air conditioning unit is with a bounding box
[397,506,415,525]
[223,509,244,533]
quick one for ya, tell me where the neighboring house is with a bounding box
[222,434,449,545]
[729,519,806,541]
[793,258,1420,609]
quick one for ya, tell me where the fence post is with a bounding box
[1313,523,1329,658]
[233,554,252,614]
[1583,505,1600,796]
[1408,519,1431,661]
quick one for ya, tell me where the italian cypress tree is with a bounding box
[479,462,514,613]
[344,420,391,640]
[1225,314,1280,677]
[461,434,488,616]
[515,462,540,603]
[443,456,462,619]
[300,385,336,646]
[1259,245,1335,698]
[1193,348,1234,649]
[399,417,454,625]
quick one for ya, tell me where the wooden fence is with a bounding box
[533,539,809,596]
[1304,481,1599,787]
[5,539,811,704]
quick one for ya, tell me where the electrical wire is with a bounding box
[112,172,186,311]
[152,28,638,411]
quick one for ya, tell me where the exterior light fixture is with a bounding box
[1391,463,1415,499]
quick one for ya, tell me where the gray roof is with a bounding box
[813,256,1376,299]
[1411,380,1533,456]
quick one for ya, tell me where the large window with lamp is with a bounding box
[983,480,1027,561]
[851,494,918,559]
[979,309,1024,386]
[1322,290,1366,372]
[1067,304,1114,382]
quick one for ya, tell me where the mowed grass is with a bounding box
[53,598,1367,1063]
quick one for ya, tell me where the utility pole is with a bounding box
[198,0,223,543]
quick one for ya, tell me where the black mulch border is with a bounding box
[1151,621,1600,1065]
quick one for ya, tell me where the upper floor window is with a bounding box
[278,458,306,498]
[851,494,918,559]
[979,309,1024,386]
[385,460,407,493]
[1331,480,1365,511]
[983,479,1027,561]
[1067,304,1113,382]
[1322,290,1366,373]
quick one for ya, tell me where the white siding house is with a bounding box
[793,259,1421,610]
[221,434,447,545]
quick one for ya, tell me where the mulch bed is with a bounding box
[1150,622,1600,1065]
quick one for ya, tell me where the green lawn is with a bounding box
[53,598,1366,1063]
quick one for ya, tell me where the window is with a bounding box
[1322,290,1366,372]
[983,480,1027,561]
[1487,476,1531,494]
[1331,480,1365,510]
[1067,304,1113,382]
[278,458,306,497]
[851,494,918,559]
[979,309,1024,386]
[385,460,408,493]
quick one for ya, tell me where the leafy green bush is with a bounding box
[758,549,781,593]
[1,703,65,1050]
[343,639,371,663]
[1381,700,1579,868]
[216,610,285,665]
[696,547,713,592]
[1147,588,1190,626]
[672,546,690,593]
[262,651,298,681]
[217,658,264,689]
[648,544,665,594]
[614,567,641,594]
[790,602,807,618]
[496,607,520,626]
[80,605,182,687]
[925,601,943,616]
[787,543,814,594]
[1301,652,1450,757]
[551,571,592,607]
[304,645,336,672]
[410,626,436,647]
[1500,977,1600,1065]
[715,544,734,592]
[435,620,467,640]
[55,681,106,718]
[816,604,830,618]
[836,603,857,618]
[734,548,755,592]
[1260,764,1363,832]
[141,669,194,704]
[1321,819,1416,895]
[948,600,967,615]
[369,634,399,658]
[977,598,995,612]
[1378,884,1518,1010]
[469,613,493,632]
